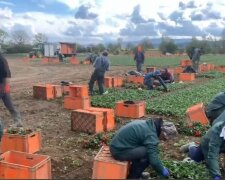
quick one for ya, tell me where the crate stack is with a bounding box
[64,85,90,110]
[104,76,123,88]
[33,84,62,100]
[0,129,51,179]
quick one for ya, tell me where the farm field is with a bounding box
[1,54,225,179]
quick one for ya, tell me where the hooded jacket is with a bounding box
[110,120,164,174]
[205,92,225,124]
[200,116,225,178]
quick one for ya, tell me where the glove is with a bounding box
[162,167,169,177]
[214,176,220,180]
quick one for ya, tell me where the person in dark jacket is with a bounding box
[0,53,22,127]
[180,116,225,180]
[160,68,174,83]
[144,70,168,91]
[134,46,145,72]
[110,118,177,179]
[205,92,225,125]
[88,50,109,96]
[191,48,202,72]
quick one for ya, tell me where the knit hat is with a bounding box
[102,50,108,56]
[161,121,178,139]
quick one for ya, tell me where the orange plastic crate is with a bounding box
[69,85,88,97]
[146,67,156,73]
[199,64,211,72]
[186,103,209,125]
[48,57,59,64]
[88,107,115,131]
[104,77,113,88]
[52,85,62,98]
[115,101,146,118]
[208,64,215,70]
[216,66,225,72]
[71,109,104,134]
[41,58,48,64]
[180,60,192,67]
[179,73,195,81]
[64,96,90,110]
[0,151,51,179]
[127,76,144,84]
[174,67,183,74]
[112,77,123,87]
[70,57,79,65]
[92,146,129,179]
[1,131,41,154]
[33,85,54,100]
[61,85,70,95]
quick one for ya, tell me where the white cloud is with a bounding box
[56,0,81,9]
[0,0,225,44]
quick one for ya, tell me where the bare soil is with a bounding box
[0,57,203,179]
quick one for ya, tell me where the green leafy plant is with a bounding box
[82,131,116,149]
[161,159,210,179]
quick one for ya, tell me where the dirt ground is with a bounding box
[0,57,142,179]
[0,57,200,179]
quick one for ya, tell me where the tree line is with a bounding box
[0,28,225,55]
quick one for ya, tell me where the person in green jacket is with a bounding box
[205,92,225,125]
[109,118,177,179]
[180,113,225,180]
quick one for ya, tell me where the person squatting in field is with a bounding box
[110,118,177,179]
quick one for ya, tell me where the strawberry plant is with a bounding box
[160,159,210,179]
[82,131,116,149]
[176,121,210,137]
[196,71,225,79]
[146,78,225,118]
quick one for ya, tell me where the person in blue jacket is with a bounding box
[144,70,168,91]
[134,46,145,72]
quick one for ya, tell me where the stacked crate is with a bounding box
[64,85,90,110]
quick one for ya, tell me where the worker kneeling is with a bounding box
[109,118,177,179]
[180,112,225,180]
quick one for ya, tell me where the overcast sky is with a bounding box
[0,0,225,44]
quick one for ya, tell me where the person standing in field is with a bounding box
[0,52,23,127]
[134,46,145,72]
[88,50,109,96]
[191,47,202,72]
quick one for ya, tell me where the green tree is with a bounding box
[140,37,154,50]
[11,30,29,45]
[0,29,8,45]
[159,36,178,54]
[33,33,48,45]
[221,28,225,53]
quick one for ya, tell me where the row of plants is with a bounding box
[196,71,225,79]
[146,78,225,118]
[91,82,196,108]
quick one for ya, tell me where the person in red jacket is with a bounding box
[0,53,23,127]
